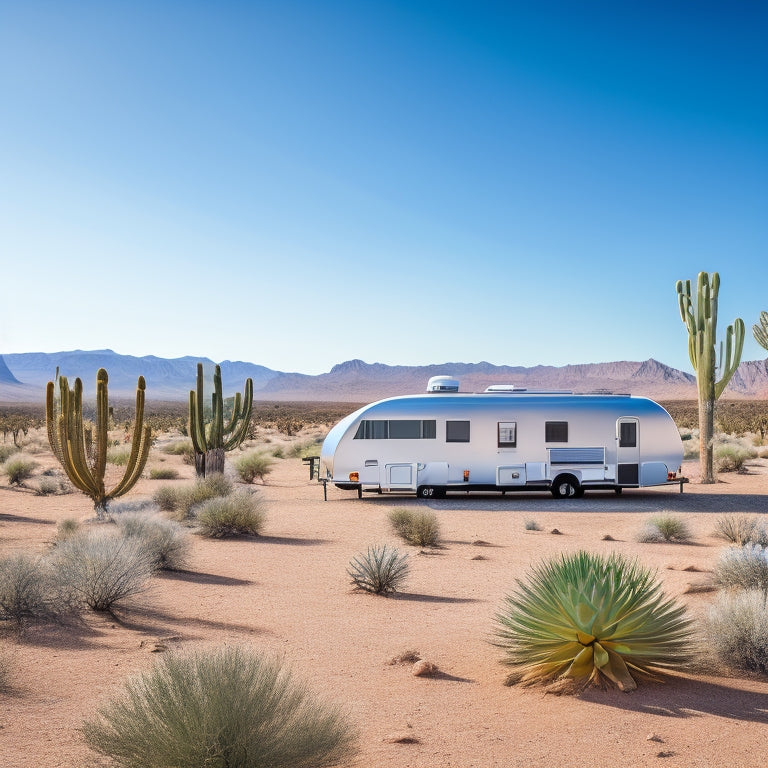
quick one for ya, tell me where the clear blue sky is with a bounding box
[1,1,766,374]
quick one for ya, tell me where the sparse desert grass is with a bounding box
[161,439,194,456]
[106,446,132,466]
[714,544,768,594]
[35,477,60,496]
[51,528,155,611]
[713,514,768,547]
[271,446,285,458]
[0,553,58,626]
[287,439,322,459]
[232,450,274,484]
[55,518,81,543]
[524,518,542,531]
[81,646,357,768]
[155,474,235,521]
[195,492,265,538]
[708,590,768,673]
[2,454,37,485]
[636,513,691,544]
[348,544,409,595]
[148,467,179,480]
[388,508,441,547]
[114,513,191,571]
[0,444,20,463]
[495,550,693,691]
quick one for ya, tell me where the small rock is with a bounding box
[412,660,438,677]
[469,554,487,561]
[682,565,704,572]
[683,582,716,594]
[656,751,675,758]
[389,650,421,665]
[647,734,664,743]
[550,528,562,535]
[384,733,420,744]
[602,534,615,541]
[471,539,491,547]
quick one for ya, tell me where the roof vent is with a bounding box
[484,384,521,393]
[427,376,460,393]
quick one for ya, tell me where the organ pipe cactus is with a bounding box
[495,551,693,692]
[676,272,744,483]
[754,310,768,353]
[189,363,253,477]
[46,368,151,519]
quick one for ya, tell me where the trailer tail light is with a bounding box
[349,472,359,482]
[667,471,677,481]
[463,470,470,482]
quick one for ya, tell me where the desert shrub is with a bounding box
[524,519,542,531]
[149,467,179,480]
[232,451,274,484]
[51,528,155,611]
[271,446,285,459]
[287,440,322,459]
[714,544,768,594]
[159,474,235,521]
[2,455,37,485]
[636,514,691,544]
[0,553,58,625]
[107,446,132,466]
[115,513,191,571]
[153,486,179,512]
[348,544,409,595]
[388,508,441,547]
[195,492,265,538]
[82,646,357,768]
[0,444,19,463]
[35,477,60,496]
[55,518,81,543]
[160,439,194,456]
[708,591,768,673]
[713,514,768,546]
[682,439,700,460]
[715,444,755,473]
[495,550,692,691]
[108,499,157,516]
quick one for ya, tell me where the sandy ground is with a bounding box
[1,429,768,768]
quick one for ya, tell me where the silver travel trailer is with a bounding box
[320,376,684,499]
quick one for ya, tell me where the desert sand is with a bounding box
[1,429,767,768]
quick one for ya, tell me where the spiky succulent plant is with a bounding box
[495,551,693,692]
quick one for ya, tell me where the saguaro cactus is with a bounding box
[46,368,152,518]
[189,363,253,477]
[754,311,768,353]
[676,272,744,483]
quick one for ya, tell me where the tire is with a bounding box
[614,487,623,495]
[551,475,580,499]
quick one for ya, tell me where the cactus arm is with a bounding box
[46,381,65,464]
[189,364,210,453]
[224,392,243,436]
[108,375,151,498]
[222,378,253,450]
[210,365,225,449]
[92,368,109,486]
[715,319,745,399]
[754,311,768,351]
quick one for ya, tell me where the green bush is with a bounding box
[107,446,132,466]
[495,550,692,691]
[636,514,691,544]
[2,455,37,485]
[0,553,58,625]
[82,646,357,768]
[195,492,265,538]
[715,444,755,473]
[153,486,179,512]
[159,474,235,521]
[114,513,191,571]
[161,439,194,456]
[714,543,768,593]
[149,467,179,480]
[348,544,409,595]
[232,450,274,484]
[51,528,155,611]
[708,590,768,673]
[388,508,441,547]
[287,440,322,459]
[271,446,285,459]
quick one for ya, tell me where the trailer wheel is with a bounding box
[614,487,623,495]
[551,475,580,499]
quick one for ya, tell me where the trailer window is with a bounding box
[498,422,517,447]
[353,419,436,439]
[446,420,470,442]
[545,421,568,442]
[619,422,637,447]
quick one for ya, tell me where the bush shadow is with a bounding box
[394,592,484,605]
[156,569,253,587]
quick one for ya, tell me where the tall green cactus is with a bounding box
[754,311,768,353]
[189,363,253,477]
[46,368,152,518]
[676,272,744,483]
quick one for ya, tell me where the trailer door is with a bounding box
[616,418,639,485]
[385,463,418,491]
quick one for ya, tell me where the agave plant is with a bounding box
[495,551,692,691]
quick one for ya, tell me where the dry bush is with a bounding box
[636,514,691,544]
[82,646,357,768]
[714,544,768,594]
[388,508,441,547]
[149,467,179,480]
[0,553,59,625]
[2,454,37,486]
[0,444,20,463]
[35,477,60,496]
[713,515,768,547]
[708,590,768,673]
[156,474,235,521]
[715,444,756,473]
[348,544,409,595]
[195,492,265,538]
[232,450,274,484]
[114,513,191,571]
[160,440,194,463]
[106,446,132,466]
[51,528,155,611]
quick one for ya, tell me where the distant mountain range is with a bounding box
[1,349,768,403]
